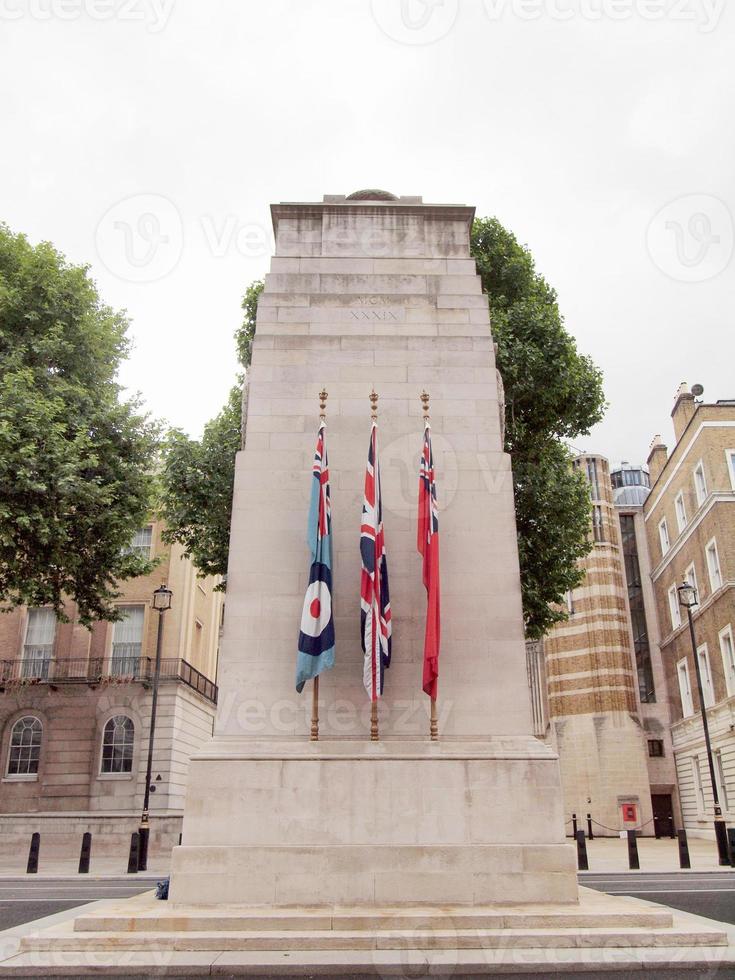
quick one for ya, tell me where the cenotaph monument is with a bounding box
[168,190,577,906]
[9,194,729,972]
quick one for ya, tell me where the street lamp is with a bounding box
[138,583,173,871]
[677,580,730,866]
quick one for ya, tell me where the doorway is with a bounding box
[651,793,675,838]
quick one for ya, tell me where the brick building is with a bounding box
[541,454,657,836]
[0,522,223,862]
[643,385,735,838]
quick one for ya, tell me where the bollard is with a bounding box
[627,829,640,870]
[677,828,691,869]
[587,813,594,841]
[572,812,578,838]
[26,833,40,874]
[127,832,140,874]
[576,829,589,871]
[78,832,92,874]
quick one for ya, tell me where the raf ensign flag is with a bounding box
[418,421,440,698]
[295,421,335,693]
[360,420,392,700]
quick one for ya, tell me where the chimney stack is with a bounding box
[671,382,696,443]
[647,434,668,485]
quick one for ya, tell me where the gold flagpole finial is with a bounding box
[370,388,379,420]
[319,389,328,420]
[420,390,430,422]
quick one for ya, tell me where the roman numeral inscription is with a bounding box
[350,310,399,320]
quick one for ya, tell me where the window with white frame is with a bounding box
[100,715,134,774]
[668,584,682,630]
[697,644,715,708]
[693,460,707,507]
[726,449,735,491]
[684,563,700,604]
[692,756,705,812]
[658,518,670,556]
[715,751,729,812]
[678,658,694,716]
[719,625,735,697]
[111,606,145,676]
[675,491,688,533]
[22,608,56,680]
[123,525,153,559]
[6,716,42,777]
[705,539,722,592]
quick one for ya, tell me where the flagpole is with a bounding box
[309,387,329,743]
[421,390,439,742]
[370,388,380,742]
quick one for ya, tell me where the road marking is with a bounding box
[598,888,735,894]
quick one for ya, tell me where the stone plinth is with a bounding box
[171,192,575,907]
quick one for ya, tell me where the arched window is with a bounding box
[100,715,134,774]
[7,716,42,776]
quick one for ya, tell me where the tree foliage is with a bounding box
[0,224,158,624]
[159,280,264,581]
[470,217,606,637]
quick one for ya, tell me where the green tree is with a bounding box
[470,217,605,637]
[0,224,158,625]
[159,280,263,581]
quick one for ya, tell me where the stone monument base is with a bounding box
[168,738,576,907]
[5,888,731,976]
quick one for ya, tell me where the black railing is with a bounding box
[0,657,217,704]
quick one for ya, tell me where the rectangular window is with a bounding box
[648,739,665,757]
[678,658,694,716]
[693,460,707,507]
[692,756,705,812]
[124,525,153,559]
[22,608,56,680]
[697,644,715,708]
[566,591,575,615]
[620,514,655,703]
[592,505,604,542]
[586,457,601,501]
[705,538,722,592]
[675,491,688,533]
[715,751,729,812]
[111,605,145,676]
[669,584,682,630]
[658,518,670,556]
[719,625,735,697]
[684,563,699,605]
[727,450,735,491]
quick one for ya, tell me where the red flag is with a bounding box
[417,423,440,699]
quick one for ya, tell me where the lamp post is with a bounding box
[677,581,730,866]
[138,583,173,872]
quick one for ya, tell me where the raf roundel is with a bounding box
[300,576,332,640]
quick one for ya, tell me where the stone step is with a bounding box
[73,906,675,933]
[22,925,727,953]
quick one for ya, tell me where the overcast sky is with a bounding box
[2,0,733,466]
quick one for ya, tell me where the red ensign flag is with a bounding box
[417,422,440,698]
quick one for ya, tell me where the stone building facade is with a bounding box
[542,455,656,836]
[643,385,735,839]
[0,522,222,862]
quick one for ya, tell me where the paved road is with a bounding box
[0,875,160,930]
[583,870,735,925]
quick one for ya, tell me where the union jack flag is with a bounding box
[418,422,440,699]
[361,421,391,700]
[295,421,335,693]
